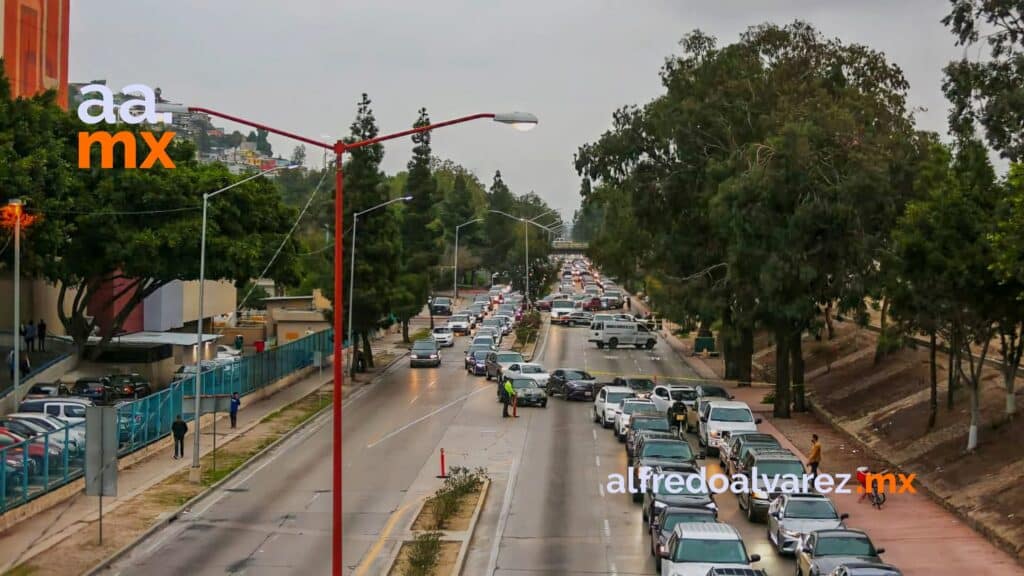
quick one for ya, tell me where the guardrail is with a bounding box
[0,329,332,513]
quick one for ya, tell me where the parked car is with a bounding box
[217,345,241,357]
[657,523,760,576]
[548,368,596,400]
[583,297,604,311]
[0,428,62,473]
[6,413,85,456]
[24,383,68,398]
[634,440,699,504]
[566,311,594,326]
[107,373,152,399]
[72,377,114,404]
[614,398,660,440]
[409,339,441,368]
[447,314,472,335]
[492,315,515,335]
[649,505,718,559]
[471,335,497,351]
[826,563,903,576]
[592,385,635,428]
[431,327,455,347]
[736,448,806,521]
[626,416,673,462]
[485,351,525,381]
[503,362,549,388]
[503,377,547,407]
[643,469,718,522]
[795,529,888,576]
[720,432,781,475]
[0,417,80,457]
[613,377,656,399]
[466,349,491,375]
[430,296,453,316]
[697,400,761,456]
[768,493,849,555]
[18,398,91,425]
[685,384,734,433]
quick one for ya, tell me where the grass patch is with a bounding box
[3,565,39,576]
[409,328,431,343]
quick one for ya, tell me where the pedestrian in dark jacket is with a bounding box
[172,415,188,459]
[37,319,47,352]
[19,352,31,376]
[229,393,241,428]
[25,321,35,352]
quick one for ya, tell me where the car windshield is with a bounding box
[434,297,451,305]
[662,512,715,533]
[607,392,634,404]
[472,351,489,361]
[670,389,698,401]
[786,499,838,519]
[512,379,538,389]
[563,370,592,380]
[642,441,693,460]
[552,300,573,309]
[632,419,670,432]
[815,535,876,557]
[433,328,451,334]
[673,538,747,563]
[520,365,544,374]
[64,405,87,418]
[450,315,469,322]
[497,353,524,363]
[756,460,806,477]
[622,402,656,414]
[412,342,436,351]
[701,386,730,398]
[474,338,494,345]
[710,407,753,422]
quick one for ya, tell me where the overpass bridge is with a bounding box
[550,240,588,255]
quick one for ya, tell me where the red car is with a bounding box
[582,297,604,312]
[0,428,62,471]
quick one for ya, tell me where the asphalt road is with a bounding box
[106,311,793,575]
[489,320,792,576]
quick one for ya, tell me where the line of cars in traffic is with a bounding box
[553,374,902,575]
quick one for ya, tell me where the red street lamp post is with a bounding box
[157,104,536,576]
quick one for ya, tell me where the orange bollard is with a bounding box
[513,395,519,418]
[437,448,449,479]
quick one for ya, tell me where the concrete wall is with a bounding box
[143,281,184,332]
[0,271,35,329]
[219,325,266,349]
[275,321,330,345]
[181,280,236,324]
[31,279,73,337]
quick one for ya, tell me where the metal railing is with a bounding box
[0,329,331,513]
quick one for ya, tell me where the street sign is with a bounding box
[313,350,323,367]
[85,406,118,497]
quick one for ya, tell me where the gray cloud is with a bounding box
[72,0,964,221]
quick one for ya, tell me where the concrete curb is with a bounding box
[805,393,1024,567]
[83,384,335,576]
[454,478,490,576]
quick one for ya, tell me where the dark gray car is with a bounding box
[796,529,888,576]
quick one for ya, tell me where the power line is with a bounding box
[26,206,200,216]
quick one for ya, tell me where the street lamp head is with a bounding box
[401,196,413,201]
[494,111,538,132]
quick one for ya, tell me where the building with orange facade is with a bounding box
[0,0,70,105]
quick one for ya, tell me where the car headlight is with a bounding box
[429,354,438,359]
[709,430,721,439]
[653,501,668,509]
[781,528,802,539]
[752,490,769,501]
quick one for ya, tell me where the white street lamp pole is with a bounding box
[347,196,412,366]
[454,218,482,301]
[191,164,295,481]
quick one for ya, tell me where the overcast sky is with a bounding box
[71,0,965,223]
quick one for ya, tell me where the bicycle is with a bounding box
[856,466,887,509]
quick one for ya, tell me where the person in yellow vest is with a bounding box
[502,378,516,418]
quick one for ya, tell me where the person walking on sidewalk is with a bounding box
[229,392,241,428]
[172,415,188,460]
[625,296,631,311]
[808,434,822,482]
[37,319,47,352]
[7,349,14,380]
[24,321,35,352]
[502,378,515,418]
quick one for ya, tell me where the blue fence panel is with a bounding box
[0,329,332,513]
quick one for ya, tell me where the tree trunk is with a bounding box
[791,330,806,412]
[737,327,754,386]
[929,330,938,429]
[402,320,410,344]
[722,309,738,380]
[349,338,360,378]
[362,331,375,368]
[873,298,889,366]
[774,327,791,418]
[947,328,959,410]
[823,302,835,341]
[999,328,1021,419]
[967,380,980,452]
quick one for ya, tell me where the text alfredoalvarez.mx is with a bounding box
[76,84,176,170]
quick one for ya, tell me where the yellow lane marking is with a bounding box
[352,500,416,576]
[586,369,771,386]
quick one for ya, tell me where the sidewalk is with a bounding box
[0,364,340,573]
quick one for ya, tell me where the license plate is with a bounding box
[675,414,685,421]
[584,391,592,397]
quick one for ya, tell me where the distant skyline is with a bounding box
[71,1,966,222]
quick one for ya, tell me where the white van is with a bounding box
[588,320,657,350]
[550,299,576,322]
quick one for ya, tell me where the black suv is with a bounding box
[736,447,805,522]
[108,373,152,399]
[547,368,596,400]
[430,296,453,316]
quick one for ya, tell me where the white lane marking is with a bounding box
[602,518,611,537]
[428,378,437,389]
[598,482,605,498]
[366,385,490,449]
[595,455,601,467]
[486,456,519,575]
[408,393,420,406]
[592,429,597,441]
[533,318,553,363]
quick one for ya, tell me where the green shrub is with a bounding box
[428,466,489,530]
[403,531,442,576]
[762,391,775,404]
